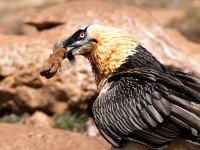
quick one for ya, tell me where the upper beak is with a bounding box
[53,39,82,52]
[53,39,66,52]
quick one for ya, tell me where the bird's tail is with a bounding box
[175,71,200,115]
[172,71,200,144]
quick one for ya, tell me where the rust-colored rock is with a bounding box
[25,111,52,128]
[0,0,199,149]
[0,0,200,122]
[0,88,15,104]
[0,123,109,150]
[13,82,69,114]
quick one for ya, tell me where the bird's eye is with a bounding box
[79,32,86,39]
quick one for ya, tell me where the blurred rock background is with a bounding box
[0,0,199,149]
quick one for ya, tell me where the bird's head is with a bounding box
[54,24,138,89]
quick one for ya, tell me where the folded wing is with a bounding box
[92,68,200,149]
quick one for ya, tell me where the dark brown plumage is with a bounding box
[50,24,200,149]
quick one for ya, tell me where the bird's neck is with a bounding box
[85,41,138,90]
[85,54,110,90]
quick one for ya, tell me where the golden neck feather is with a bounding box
[84,36,138,90]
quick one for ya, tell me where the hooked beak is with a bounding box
[53,36,96,63]
[53,39,66,52]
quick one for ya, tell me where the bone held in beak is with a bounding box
[40,47,67,79]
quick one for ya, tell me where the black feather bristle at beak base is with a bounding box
[65,48,76,64]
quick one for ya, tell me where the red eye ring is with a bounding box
[79,32,85,39]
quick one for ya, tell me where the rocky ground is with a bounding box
[0,0,200,149]
[0,123,109,150]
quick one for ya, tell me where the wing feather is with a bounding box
[152,98,170,116]
[141,108,157,127]
[146,105,163,123]
[92,69,200,148]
